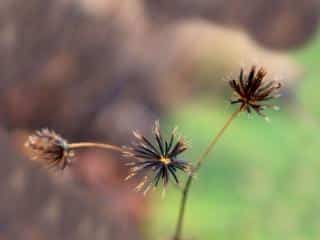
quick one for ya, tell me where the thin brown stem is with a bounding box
[173,107,241,240]
[69,142,123,152]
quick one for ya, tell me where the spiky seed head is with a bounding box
[25,128,74,170]
[123,121,191,194]
[229,66,282,117]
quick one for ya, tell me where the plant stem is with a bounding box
[173,107,241,240]
[69,142,123,152]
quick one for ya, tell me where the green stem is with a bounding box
[173,107,241,240]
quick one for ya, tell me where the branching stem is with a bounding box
[173,107,241,240]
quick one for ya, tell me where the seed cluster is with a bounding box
[229,66,281,116]
[123,121,191,193]
[25,128,74,170]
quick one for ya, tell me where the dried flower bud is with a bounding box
[25,129,74,170]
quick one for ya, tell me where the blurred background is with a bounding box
[0,0,320,239]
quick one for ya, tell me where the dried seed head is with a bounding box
[25,129,74,170]
[123,121,191,194]
[229,66,282,116]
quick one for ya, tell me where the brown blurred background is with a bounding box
[0,0,319,239]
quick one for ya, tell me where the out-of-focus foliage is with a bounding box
[145,0,320,49]
[153,31,320,240]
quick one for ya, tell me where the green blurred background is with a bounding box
[153,31,320,240]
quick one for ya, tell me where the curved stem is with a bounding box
[69,142,123,152]
[173,107,241,240]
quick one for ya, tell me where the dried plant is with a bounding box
[173,66,281,240]
[229,66,281,116]
[123,121,191,194]
[24,65,282,240]
[25,129,122,170]
[25,129,74,170]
